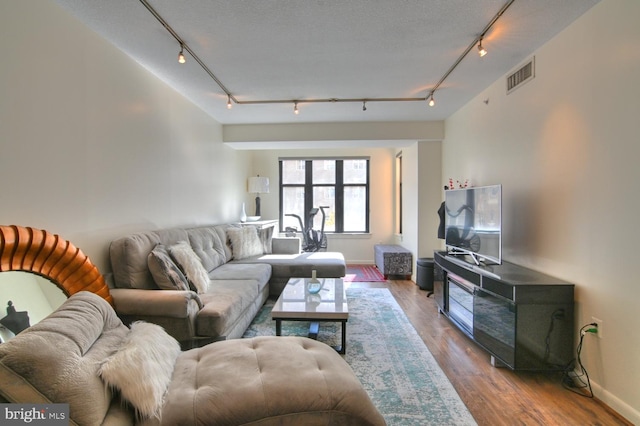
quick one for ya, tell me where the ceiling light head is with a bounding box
[294,102,299,115]
[178,44,186,64]
[478,38,487,57]
[428,94,435,107]
[227,95,232,109]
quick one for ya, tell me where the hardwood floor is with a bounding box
[350,279,631,426]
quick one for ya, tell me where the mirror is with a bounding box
[0,272,67,342]
[0,225,113,341]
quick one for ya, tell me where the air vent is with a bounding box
[507,57,535,94]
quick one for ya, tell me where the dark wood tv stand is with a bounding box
[433,251,575,371]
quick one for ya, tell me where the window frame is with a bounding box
[279,157,370,234]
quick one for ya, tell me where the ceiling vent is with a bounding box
[507,57,535,94]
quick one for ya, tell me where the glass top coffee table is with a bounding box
[271,277,348,354]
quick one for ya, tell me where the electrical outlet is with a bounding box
[592,317,603,338]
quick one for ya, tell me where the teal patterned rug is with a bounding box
[243,288,477,426]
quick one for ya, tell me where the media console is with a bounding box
[434,251,574,371]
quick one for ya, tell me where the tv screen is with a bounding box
[444,184,502,265]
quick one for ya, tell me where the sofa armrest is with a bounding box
[110,288,203,318]
[272,237,301,254]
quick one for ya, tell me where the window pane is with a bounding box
[282,187,305,231]
[344,186,366,231]
[282,160,305,184]
[313,187,335,232]
[280,157,369,234]
[312,160,335,184]
[344,159,367,183]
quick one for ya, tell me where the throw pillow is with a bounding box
[258,226,274,254]
[147,244,190,291]
[98,321,181,420]
[227,226,264,260]
[168,241,210,294]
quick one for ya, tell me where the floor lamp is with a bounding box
[248,176,269,218]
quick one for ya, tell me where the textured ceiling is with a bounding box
[54,0,598,125]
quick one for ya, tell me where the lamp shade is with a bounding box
[248,176,269,194]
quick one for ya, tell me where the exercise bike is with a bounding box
[285,206,329,252]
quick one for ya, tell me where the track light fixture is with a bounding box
[177,44,186,64]
[478,37,487,57]
[141,0,515,114]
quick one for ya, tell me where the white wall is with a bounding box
[0,1,249,273]
[444,0,640,422]
[224,121,444,148]
[417,142,444,259]
[390,141,442,280]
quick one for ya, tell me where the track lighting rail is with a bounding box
[427,0,515,101]
[139,0,236,103]
[139,0,516,112]
[235,97,425,106]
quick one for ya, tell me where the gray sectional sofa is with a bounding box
[109,223,346,347]
[0,291,387,425]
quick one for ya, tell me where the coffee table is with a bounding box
[271,277,348,354]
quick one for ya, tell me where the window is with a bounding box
[280,158,370,233]
[395,152,402,235]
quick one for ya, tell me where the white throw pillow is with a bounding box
[168,241,210,294]
[98,321,181,420]
[227,226,264,260]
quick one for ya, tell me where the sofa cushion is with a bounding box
[196,278,267,337]
[147,244,190,291]
[99,321,181,420]
[188,227,227,273]
[169,241,210,294]
[213,224,238,261]
[227,226,263,260]
[234,251,346,279]
[110,228,190,289]
[0,292,130,425]
[207,262,272,283]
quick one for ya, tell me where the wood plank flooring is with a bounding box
[348,279,631,426]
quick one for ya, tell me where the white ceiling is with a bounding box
[54,0,598,125]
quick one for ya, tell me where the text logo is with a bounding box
[1,404,68,425]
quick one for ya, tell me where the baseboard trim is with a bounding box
[591,379,639,425]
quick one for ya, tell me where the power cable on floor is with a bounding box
[561,323,597,398]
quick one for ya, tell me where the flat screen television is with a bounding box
[444,184,502,265]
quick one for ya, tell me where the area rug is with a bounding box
[243,288,476,426]
[344,264,387,282]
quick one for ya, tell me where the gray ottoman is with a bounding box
[374,244,413,279]
[168,336,387,425]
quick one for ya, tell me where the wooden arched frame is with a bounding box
[0,225,113,305]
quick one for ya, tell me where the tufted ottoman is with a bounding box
[374,244,413,279]
[165,336,387,425]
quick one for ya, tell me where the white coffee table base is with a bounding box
[275,317,347,354]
